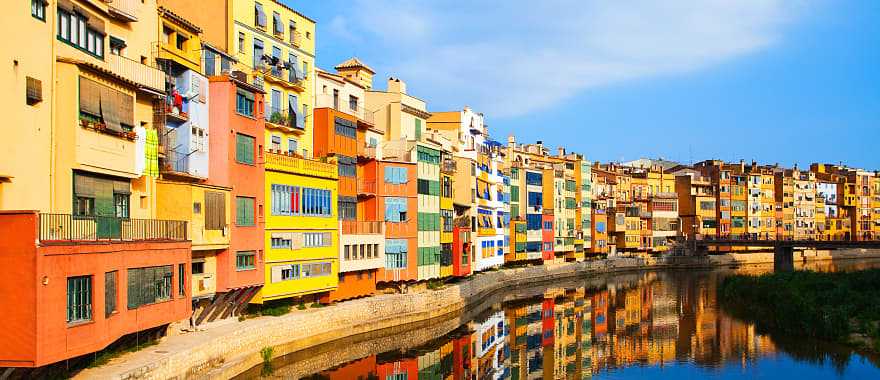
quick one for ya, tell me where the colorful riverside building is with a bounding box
[673,171,718,239]
[0,0,192,368]
[429,107,506,272]
[812,163,877,241]
[313,59,386,302]
[366,78,430,284]
[505,138,560,262]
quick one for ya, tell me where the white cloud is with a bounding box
[339,0,809,118]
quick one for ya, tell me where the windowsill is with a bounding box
[236,112,257,120]
[67,319,94,328]
[236,267,256,272]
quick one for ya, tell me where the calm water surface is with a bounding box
[241,259,880,379]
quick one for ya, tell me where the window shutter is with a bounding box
[127,268,140,309]
[26,77,42,105]
[79,77,101,116]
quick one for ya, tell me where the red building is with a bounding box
[452,225,472,277]
[0,211,191,368]
[376,357,419,379]
[541,297,555,347]
[199,76,266,320]
[542,214,555,262]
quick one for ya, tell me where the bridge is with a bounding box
[684,238,880,271]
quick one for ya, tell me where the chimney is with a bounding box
[739,159,745,172]
[387,77,407,94]
[557,147,565,157]
[507,134,516,148]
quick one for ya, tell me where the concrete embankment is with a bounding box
[76,249,880,380]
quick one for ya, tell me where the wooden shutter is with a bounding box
[74,172,96,197]
[270,265,283,283]
[100,86,122,132]
[79,77,101,116]
[127,268,140,309]
[118,91,134,128]
[104,271,116,317]
[26,77,42,105]
[205,191,226,230]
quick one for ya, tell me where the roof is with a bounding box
[335,57,375,74]
[158,6,202,34]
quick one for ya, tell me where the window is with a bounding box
[272,11,282,35]
[271,135,281,151]
[527,192,543,207]
[301,188,332,216]
[526,172,543,186]
[58,8,104,58]
[236,251,256,270]
[414,118,422,139]
[349,95,358,111]
[288,138,298,155]
[384,167,409,184]
[236,89,255,117]
[385,239,408,269]
[75,196,95,216]
[271,184,297,216]
[32,0,46,20]
[306,31,311,39]
[178,264,185,297]
[254,2,266,27]
[67,276,92,323]
[79,77,134,132]
[385,197,408,222]
[271,237,291,249]
[253,38,264,68]
[304,232,332,248]
[338,198,356,220]
[338,156,356,177]
[301,262,332,278]
[236,197,255,226]
[204,191,226,230]
[26,76,42,105]
[235,133,255,164]
[191,261,205,275]
[127,266,172,309]
[102,271,117,317]
[442,176,452,198]
[334,117,356,138]
[289,20,297,42]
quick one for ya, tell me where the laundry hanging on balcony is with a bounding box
[144,129,159,178]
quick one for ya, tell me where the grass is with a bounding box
[427,279,444,290]
[260,346,274,377]
[88,339,159,368]
[719,269,880,352]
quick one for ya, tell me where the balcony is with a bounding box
[108,54,164,92]
[39,213,188,243]
[265,108,305,132]
[264,151,337,179]
[341,220,384,235]
[358,179,377,196]
[315,94,375,125]
[357,144,377,160]
[258,65,306,92]
[108,0,139,22]
[654,192,678,199]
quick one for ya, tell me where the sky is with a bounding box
[289,0,880,170]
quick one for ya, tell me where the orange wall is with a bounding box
[0,211,192,368]
[326,355,376,379]
[376,161,417,283]
[0,211,38,366]
[326,270,376,302]
[209,79,266,292]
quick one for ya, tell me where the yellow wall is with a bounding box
[156,181,231,248]
[158,11,203,72]
[229,0,316,157]
[258,165,339,302]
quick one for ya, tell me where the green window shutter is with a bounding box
[510,186,519,200]
[236,134,254,164]
[127,268,140,309]
[415,119,422,139]
[511,204,519,218]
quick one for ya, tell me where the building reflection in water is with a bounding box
[296,268,804,380]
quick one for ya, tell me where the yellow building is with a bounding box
[1,0,166,217]
[156,181,231,299]
[440,154,455,277]
[255,153,339,304]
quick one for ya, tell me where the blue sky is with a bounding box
[289,0,879,169]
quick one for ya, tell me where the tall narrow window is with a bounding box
[67,276,92,323]
[31,0,46,21]
[104,271,117,317]
[236,197,255,226]
[178,263,185,297]
[235,133,255,164]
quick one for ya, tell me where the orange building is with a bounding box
[376,160,419,284]
[314,65,386,301]
[0,211,191,368]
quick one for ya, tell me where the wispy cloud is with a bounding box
[332,0,809,118]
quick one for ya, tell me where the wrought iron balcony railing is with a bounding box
[39,213,188,243]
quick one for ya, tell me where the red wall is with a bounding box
[209,78,265,292]
[0,211,191,367]
[542,215,555,261]
[453,226,472,277]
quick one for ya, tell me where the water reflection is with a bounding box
[252,260,880,379]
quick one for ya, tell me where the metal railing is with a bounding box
[358,144,377,159]
[358,180,377,195]
[39,213,188,243]
[265,108,305,130]
[341,220,384,235]
[264,151,337,178]
[314,94,375,124]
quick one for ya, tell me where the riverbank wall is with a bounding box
[76,249,880,380]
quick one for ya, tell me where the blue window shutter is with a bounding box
[385,167,394,183]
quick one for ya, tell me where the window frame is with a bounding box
[236,251,257,271]
[67,275,93,324]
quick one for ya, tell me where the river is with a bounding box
[236,258,880,379]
